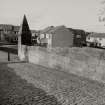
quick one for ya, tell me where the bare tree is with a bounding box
[99,0,105,22]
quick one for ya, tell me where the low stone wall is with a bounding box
[28,47,70,70]
[28,47,87,74]
[19,46,105,83]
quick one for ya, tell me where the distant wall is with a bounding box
[0,46,17,54]
[19,46,105,83]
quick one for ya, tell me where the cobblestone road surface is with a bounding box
[8,62,105,105]
[0,63,61,105]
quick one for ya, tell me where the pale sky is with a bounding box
[0,0,105,32]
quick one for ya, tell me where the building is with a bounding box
[31,30,40,45]
[68,28,87,47]
[0,24,13,41]
[86,32,105,48]
[39,26,54,47]
[0,23,87,47]
[0,24,37,44]
[0,24,19,43]
[39,25,73,48]
[13,26,20,35]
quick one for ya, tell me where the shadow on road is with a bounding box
[0,63,62,105]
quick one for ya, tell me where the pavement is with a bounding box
[8,62,105,105]
[0,50,105,105]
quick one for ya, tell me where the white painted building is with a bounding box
[39,33,52,48]
[86,33,105,48]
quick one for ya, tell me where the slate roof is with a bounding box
[40,25,67,34]
[71,28,85,35]
[88,33,105,38]
[50,25,66,33]
[0,24,13,31]
[40,26,54,34]
[0,24,20,32]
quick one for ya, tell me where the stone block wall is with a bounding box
[18,46,105,83]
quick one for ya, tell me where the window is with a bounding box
[76,35,81,38]
[99,38,102,40]
[88,37,90,40]
[99,43,101,47]
[46,34,49,38]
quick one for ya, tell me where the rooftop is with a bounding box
[40,25,67,34]
[88,33,105,38]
